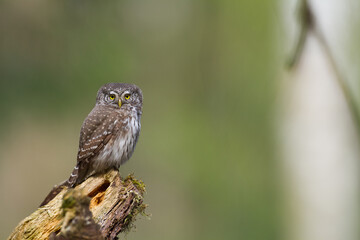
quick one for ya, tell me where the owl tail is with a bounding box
[39,163,88,207]
[39,180,69,207]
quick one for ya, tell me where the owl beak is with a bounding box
[118,99,122,108]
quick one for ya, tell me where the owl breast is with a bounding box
[92,110,141,171]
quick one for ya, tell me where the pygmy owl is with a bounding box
[41,83,143,206]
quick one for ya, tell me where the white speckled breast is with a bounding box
[92,110,141,171]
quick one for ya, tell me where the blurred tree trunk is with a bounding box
[281,1,360,240]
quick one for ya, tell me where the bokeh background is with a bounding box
[0,0,359,240]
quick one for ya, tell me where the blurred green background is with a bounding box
[0,0,281,239]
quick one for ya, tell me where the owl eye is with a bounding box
[124,93,131,100]
[109,94,116,101]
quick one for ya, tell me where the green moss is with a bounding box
[60,189,90,217]
[61,195,76,210]
[116,174,149,237]
[120,175,149,234]
[122,203,149,233]
[124,174,146,194]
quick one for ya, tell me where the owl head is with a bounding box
[96,83,143,113]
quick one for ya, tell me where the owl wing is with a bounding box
[68,106,118,187]
[40,107,118,207]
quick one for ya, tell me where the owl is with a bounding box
[41,83,143,206]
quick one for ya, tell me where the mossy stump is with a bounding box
[7,169,147,240]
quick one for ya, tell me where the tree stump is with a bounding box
[7,169,147,240]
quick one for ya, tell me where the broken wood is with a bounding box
[7,169,147,240]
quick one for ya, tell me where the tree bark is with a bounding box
[7,169,147,240]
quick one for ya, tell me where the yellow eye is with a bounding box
[109,94,116,100]
[124,94,131,100]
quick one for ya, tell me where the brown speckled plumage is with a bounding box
[40,83,143,206]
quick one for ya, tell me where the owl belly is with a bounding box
[92,115,140,172]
